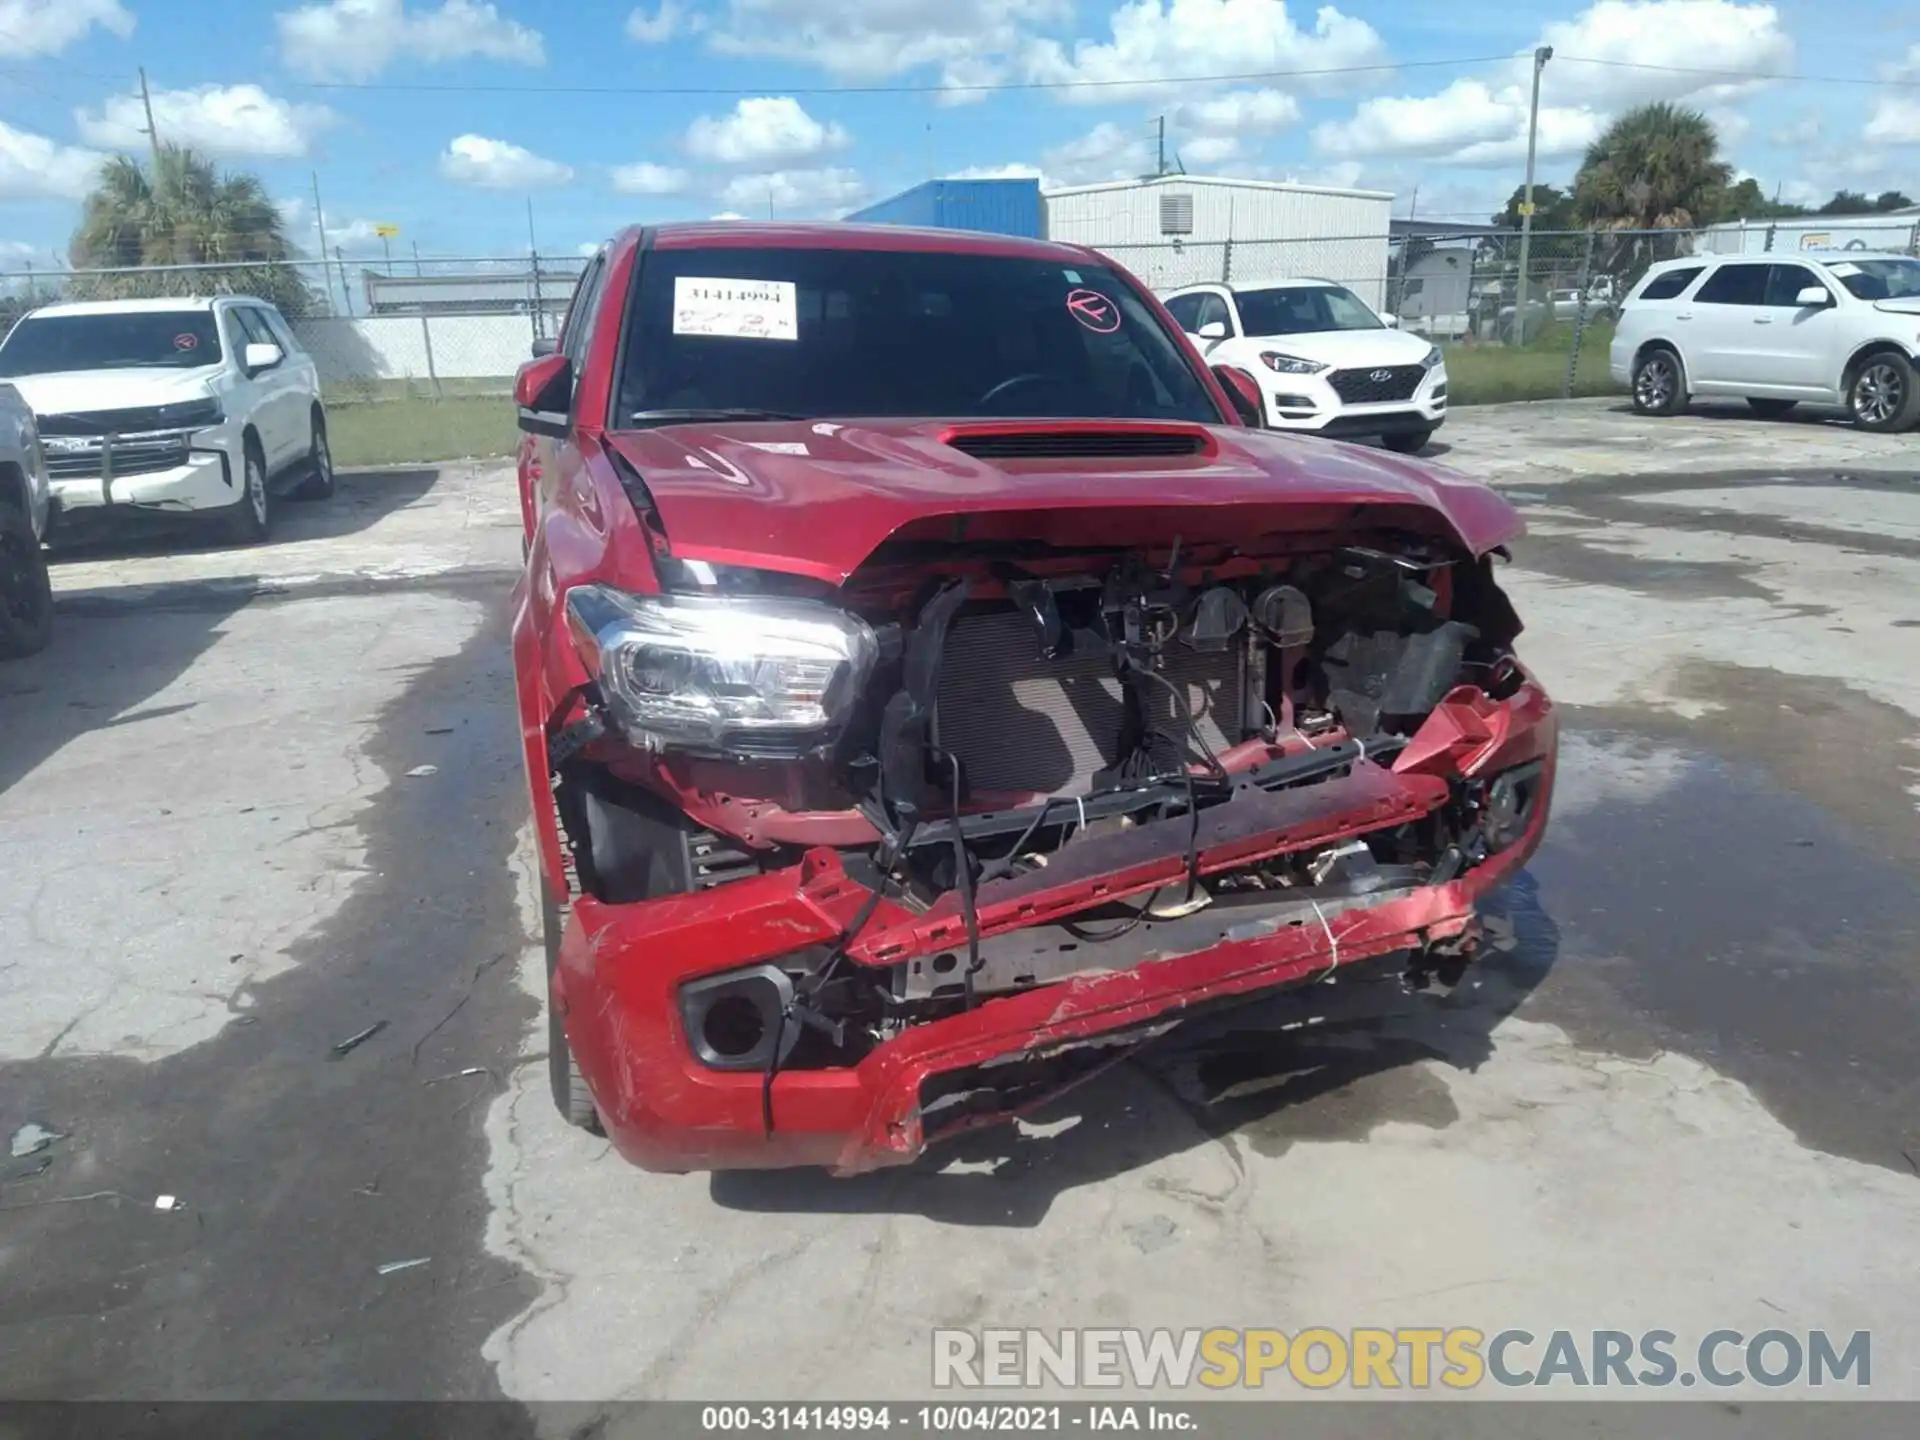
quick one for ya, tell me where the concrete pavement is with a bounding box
[2,401,1917,1411]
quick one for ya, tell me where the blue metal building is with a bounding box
[844,179,1043,238]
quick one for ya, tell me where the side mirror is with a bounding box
[1212,365,1265,427]
[531,335,558,358]
[243,341,282,373]
[1196,321,1228,340]
[1382,315,1401,328]
[1794,286,1832,307]
[515,353,573,437]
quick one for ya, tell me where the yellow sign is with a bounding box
[374,223,400,238]
[1517,202,1536,217]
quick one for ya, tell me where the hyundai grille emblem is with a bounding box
[1369,369,1393,382]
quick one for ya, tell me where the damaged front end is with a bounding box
[542,509,1554,1174]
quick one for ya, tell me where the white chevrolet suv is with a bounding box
[0,295,333,545]
[1611,252,1920,432]
[1161,278,1448,452]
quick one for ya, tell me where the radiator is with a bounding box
[934,608,1245,796]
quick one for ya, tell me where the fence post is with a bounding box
[419,312,442,400]
[1222,236,1233,283]
[1563,229,1597,401]
[529,246,543,347]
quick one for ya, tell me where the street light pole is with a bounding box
[1512,44,1553,345]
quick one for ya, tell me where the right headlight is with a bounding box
[1420,345,1443,370]
[154,397,224,430]
[1259,351,1329,375]
[563,585,877,756]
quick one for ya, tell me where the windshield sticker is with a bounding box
[1063,269,1083,283]
[1066,288,1121,334]
[1827,261,1861,277]
[672,278,799,341]
[172,332,199,351]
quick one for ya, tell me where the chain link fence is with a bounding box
[2,223,1864,462]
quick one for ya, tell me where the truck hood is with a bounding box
[606,419,1521,585]
[5,367,219,417]
[1873,297,1920,317]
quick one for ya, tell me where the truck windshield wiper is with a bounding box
[627,407,808,425]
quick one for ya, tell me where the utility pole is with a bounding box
[412,240,423,277]
[334,245,353,317]
[1155,115,1167,177]
[309,171,334,315]
[137,67,163,167]
[1512,44,1553,346]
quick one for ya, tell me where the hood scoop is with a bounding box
[943,427,1211,461]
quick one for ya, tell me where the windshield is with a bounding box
[0,311,223,376]
[616,247,1223,426]
[1827,259,1920,301]
[1234,285,1382,337]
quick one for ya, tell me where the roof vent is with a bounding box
[946,429,1208,461]
[1159,191,1194,235]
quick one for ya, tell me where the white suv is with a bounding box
[1161,278,1448,452]
[0,295,333,545]
[1611,252,1920,432]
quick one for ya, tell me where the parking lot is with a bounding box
[3,398,1919,1406]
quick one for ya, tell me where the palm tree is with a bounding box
[67,146,316,317]
[1571,103,1733,232]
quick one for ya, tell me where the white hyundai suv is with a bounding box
[1161,278,1448,452]
[1611,252,1920,432]
[0,295,333,545]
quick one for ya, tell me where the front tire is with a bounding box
[1746,398,1797,419]
[219,438,271,546]
[543,879,601,1132]
[0,499,52,659]
[1381,429,1434,455]
[1631,347,1687,416]
[293,409,335,500]
[1848,353,1920,434]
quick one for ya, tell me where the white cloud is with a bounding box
[1311,0,1788,168]
[716,166,864,216]
[276,0,545,82]
[0,119,104,200]
[0,239,46,266]
[1770,112,1821,147]
[1182,134,1239,165]
[1024,0,1386,104]
[946,162,1044,180]
[709,0,1064,97]
[76,84,336,159]
[275,197,390,252]
[1883,43,1920,84]
[1042,122,1151,185]
[1538,0,1793,109]
[1864,97,1920,146]
[626,1,694,41]
[0,0,133,56]
[710,210,750,220]
[685,97,849,165]
[1174,88,1300,136]
[610,160,690,194]
[438,134,573,188]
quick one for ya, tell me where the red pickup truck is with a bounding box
[511,221,1555,1174]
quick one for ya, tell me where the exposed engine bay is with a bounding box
[553,521,1542,1122]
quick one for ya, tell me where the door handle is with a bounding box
[1754,316,1773,324]
[1675,312,1692,321]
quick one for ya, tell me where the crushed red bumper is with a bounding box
[554,681,1556,1174]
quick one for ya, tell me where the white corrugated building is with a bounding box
[1041,175,1395,307]
[1698,210,1920,257]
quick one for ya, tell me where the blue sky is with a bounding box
[0,0,1915,269]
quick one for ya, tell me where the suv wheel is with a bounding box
[1380,429,1434,455]
[0,498,52,659]
[294,410,335,500]
[1631,347,1687,416]
[1848,353,1920,434]
[220,438,271,546]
